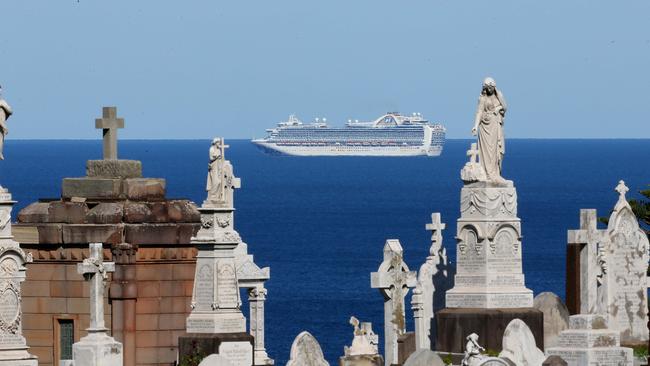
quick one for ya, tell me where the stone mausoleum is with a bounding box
[12,107,271,366]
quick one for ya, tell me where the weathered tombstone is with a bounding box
[0,187,37,365]
[371,239,417,366]
[546,314,633,366]
[72,243,123,366]
[533,292,569,349]
[412,213,453,350]
[603,181,649,345]
[436,79,542,354]
[402,349,445,366]
[477,358,513,366]
[180,138,253,366]
[565,181,649,346]
[542,355,567,366]
[200,354,235,366]
[498,319,545,366]
[286,331,329,366]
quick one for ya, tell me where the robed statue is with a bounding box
[471,77,507,183]
[0,85,12,160]
[206,138,224,202]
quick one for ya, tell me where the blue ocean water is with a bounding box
[1,139,648,364]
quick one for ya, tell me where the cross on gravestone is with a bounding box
[77,243,115,332]
[567,209,605,314]
[95,106,124,160]
[426,213,446,256]
[371,240,416,366]
[615,180,629,201]
[467,142,479,163]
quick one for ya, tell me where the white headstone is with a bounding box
[371,239,417,366]
[533,292,569,348]
[414,213,453,350]
[403,349,445,366]
[546,314,633,366]
[498,319,545,366]
[344,317,378,356]
[286,332,329,366]
[0,190,38,365]
[602,180,649,345]
[200,353,234,366]
[72,243,123,366]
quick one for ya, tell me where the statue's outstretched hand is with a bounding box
[471,126,477,136]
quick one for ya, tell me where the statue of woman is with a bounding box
[471,77,507,183]
[206,138,224,202]
[0,85,13,160]
[462,333,485,366]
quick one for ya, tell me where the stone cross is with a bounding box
[95,106,124,160]
[467,142,479,163]
[77,243,115,332]
[615,180,629,202]
[426,213,446,256]
[371,239,416,366]
[567,209,604,314]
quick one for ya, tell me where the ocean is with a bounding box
[1,139,648,364]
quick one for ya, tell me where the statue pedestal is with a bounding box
[72,332,123,366]
[436,181,542,353]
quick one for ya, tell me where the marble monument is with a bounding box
[340,317,383,366]
[546,314,633,366]
[72,243,123,366]
[371,239,416,366]
[436,78,542,353]
[181,138,253,366]
[286,332,329,366]
[498,319,545,366]
[0,181,37,365]
[533,292,570,349]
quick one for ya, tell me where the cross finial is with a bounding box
[425,212,446,256]
[95,106,125,160]
[467,142,479,164]
[615,180,629,201]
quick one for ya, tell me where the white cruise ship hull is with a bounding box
[252,141,443,157]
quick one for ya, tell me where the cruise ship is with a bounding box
[252,112,445,156]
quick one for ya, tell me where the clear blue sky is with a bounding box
[2,1,649,139]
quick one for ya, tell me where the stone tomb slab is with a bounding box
[435,307,543,353]
[179,333,254,366]
[86,159,142,179]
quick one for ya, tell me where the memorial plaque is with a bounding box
[217,262,239,307]
[0,284,19,325]
[195,264,215,310]
[218,341,252,366]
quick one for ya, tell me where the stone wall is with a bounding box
[19,244,200,366]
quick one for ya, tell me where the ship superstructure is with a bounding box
[252,112,445,156]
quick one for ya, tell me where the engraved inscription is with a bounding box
[219,341,253,366]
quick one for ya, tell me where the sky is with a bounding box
[1,1,649,139]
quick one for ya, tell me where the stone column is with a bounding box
[411,286,427,350]
[110,243,138,366]
[0,189,38,365]
[249,286,273,365]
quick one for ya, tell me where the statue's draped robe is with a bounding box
[206,146,223,201]
[0,99,13,160]
[474,91,506,181]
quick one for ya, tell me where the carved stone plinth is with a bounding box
[446,181,533,309]
[0,192,38,366]
[72,332,123,366]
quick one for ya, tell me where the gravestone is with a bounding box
[498,318,545,366]
[545,314,633,366]
[477,358,513,366]
[542,356,567,366]
[200,354,234,366]
[286,332,329,366]
[72,243,123,366]
[402,349,444,366]
[180,139,253,366]
[371,239,416,366]
[565,181,649,346]
[436,124,543,353]
[0,188,37,365]
[412,213,453,350]
[533,292,569,349]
